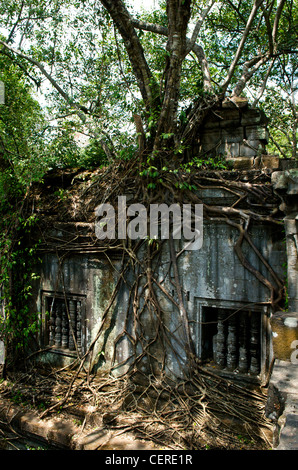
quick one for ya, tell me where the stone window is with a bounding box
[201,306,261,375]
[42,292,85,355]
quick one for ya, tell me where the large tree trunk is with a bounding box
[100,0,192,160]
[153,0,191,153]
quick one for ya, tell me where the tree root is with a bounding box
[2,162,286,449]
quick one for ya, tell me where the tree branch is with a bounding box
[131,18,168,36]
[6,0,25,44]
[272,0,286,48]
[221,0,265,94]
[0,39,88,121]
[0,48,41,88]
[260,3,274,55]
[0,40,118,161]
[131,18,213,92]
[268,131,288,158]
[232,53,270,97]
[185,0,217,56]
[252,57,276,106]
[99,0,159,114]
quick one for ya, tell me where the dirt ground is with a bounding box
[0,365,274,451]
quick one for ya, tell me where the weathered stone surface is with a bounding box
[0,396,158,450]
[272,169,298,193]
[286,169,298,195]
[203,118,220,130]
[285,217,298,312]
[268,360,298,450]
[0,397,77,449]
[279,159,298,171]
[254,155,280,169]
[273,172,298,313]
[245,125,269,143]
[199,107,270,159]
[219,110,241,128]
[267,165,298,450]
[31,210,286,383]
[240,108,268,126]
[271,312,298,362]
[239,141,261,157]
[222,96,248,109]
[226,157,254,169]
[221,127,244,143]
[272,171,289,189]
[219,142,240,157]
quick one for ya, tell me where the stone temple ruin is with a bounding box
[27,106,297,435]
[194,103,275,167]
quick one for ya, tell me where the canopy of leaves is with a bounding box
[0,0,296,171]
[0,53,48,211]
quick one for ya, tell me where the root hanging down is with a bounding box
[4,160,285,450]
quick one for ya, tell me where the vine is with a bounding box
[0,206,42,373]
[2,156,283,449]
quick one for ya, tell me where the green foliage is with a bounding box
[117,143,137,162]
[202,0,297,159]
[263,89,297,159]
[0,171,23,214]
[182,154,231,172]
[0,54,48,185]
[0,0,296,166]
[258,57,298,159]
[0,213,42,359]
[79,140,109,168]
[139,152,230,192]
[44,125,81,168]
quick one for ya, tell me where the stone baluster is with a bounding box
[216,309,226,368]
[61,302,68,349]
[68,300,76,351]
[249,312,260,374]
[76,301,82,355]
[49,298,56,346]
[55,302,62,348]
[227,315,237,371]
[238,311,248,373]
